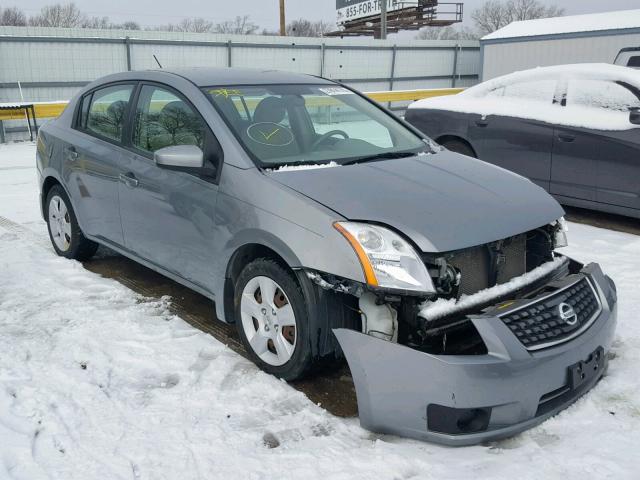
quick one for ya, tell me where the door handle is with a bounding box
[64,146,79,161]
[558,133,575,143]
[475,119,489,127]
[119,172,139,188]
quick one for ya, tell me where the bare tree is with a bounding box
[81,16,111,29]
[29,2,86,28]
[285,18,332,37]
[416,25,479,40]
[215,15,259,35]
[472,0,564,36]
[506,0,563,21]
[179,17,215,33]
[471,0,507,36]
[160,17,214,33]
[119,21,141,30]
[0,6,28,26]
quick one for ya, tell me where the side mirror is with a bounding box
[154,145,204,169]
[630,108,640,126]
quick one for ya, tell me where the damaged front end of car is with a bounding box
[306,219,617,446]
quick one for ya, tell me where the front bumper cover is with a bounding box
[334,262,617,446]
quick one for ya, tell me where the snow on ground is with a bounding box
[1,142,640,479]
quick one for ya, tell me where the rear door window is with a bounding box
[567,79,640,112]
[85,84,134,142]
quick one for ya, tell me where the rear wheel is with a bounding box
[45,185,98,260]
[442,139,476,158]
[234,258,312,381]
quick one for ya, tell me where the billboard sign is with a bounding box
[336,0,413,25]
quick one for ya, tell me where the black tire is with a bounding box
[442,139,476,158]
[45,184,98,261]
[234,258,313,381]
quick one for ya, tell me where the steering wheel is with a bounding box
[310,130,349,149]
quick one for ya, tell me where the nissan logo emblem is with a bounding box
[558,302,578,326]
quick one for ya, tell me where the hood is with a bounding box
[268,151,564,252]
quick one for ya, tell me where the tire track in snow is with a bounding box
[0,216,50,249]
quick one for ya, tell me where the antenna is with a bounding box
[153,55,163,68]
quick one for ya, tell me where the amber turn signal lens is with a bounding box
[333,222,379,287]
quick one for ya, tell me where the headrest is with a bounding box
[253,96,286,124]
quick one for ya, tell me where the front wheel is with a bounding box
[234,258,312,381]
[45,185,98,260]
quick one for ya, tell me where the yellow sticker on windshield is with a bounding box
[209,88,243,98]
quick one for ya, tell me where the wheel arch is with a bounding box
[222,236,302,324]
[222,239,358,362]
[436,134,478,158]
[41,173,69,217]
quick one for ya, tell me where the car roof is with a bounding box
[157,67,334,87]
[465,63,640,97]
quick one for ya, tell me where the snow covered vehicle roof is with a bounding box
[408,63,640,131]
[482,8,640,41]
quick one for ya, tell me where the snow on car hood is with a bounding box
[268,151,564,252]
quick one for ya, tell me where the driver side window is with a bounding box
[132,85,205,153]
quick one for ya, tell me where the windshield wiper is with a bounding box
[341,150,418,166]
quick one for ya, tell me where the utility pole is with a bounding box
[380,0,387,40]
[279,0,286,36]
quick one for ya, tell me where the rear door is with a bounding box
[66,83,135,246]
[552,78,640,207]
[118,83,223,292]
[469,78,558,191]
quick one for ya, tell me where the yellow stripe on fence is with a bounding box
[0,88,463,122]
[366,88,464,102]
[0,103,68,121]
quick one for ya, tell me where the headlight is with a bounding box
[334,221,435,293]
[554,216,569,248]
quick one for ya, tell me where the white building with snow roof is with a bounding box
[480,9,640,80]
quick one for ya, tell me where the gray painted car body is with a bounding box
[335,263,616,445]
[36,67,617,445]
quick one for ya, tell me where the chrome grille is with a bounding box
[499,277,602,351]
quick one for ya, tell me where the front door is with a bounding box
[118,83,222,292]
[469,78,558,191]
[550,124,599,201]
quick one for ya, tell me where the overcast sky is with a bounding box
[10,0,640,31]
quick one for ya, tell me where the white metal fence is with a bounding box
[0,26,480,140]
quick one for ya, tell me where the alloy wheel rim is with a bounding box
[240,276,297,367]
[48,195,72,252]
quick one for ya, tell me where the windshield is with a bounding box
[202,84,427,168]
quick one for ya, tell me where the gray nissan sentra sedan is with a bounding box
[36,67,617,445]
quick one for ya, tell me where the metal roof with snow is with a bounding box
[482,8,640,42]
